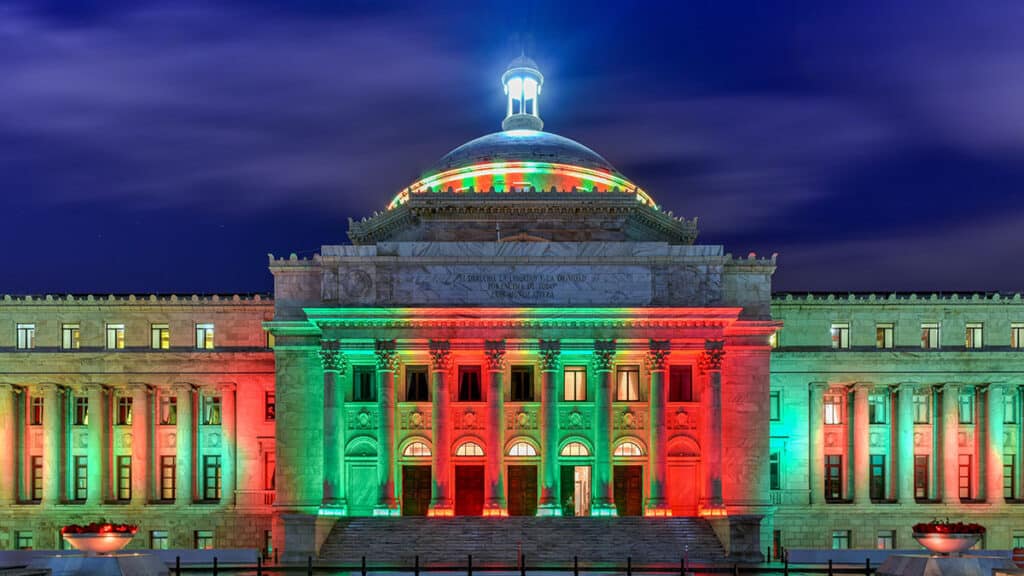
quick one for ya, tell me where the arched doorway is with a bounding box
[559,438,593,516]
[399,438,432,516]
[505,438,539,516]
[345,437,378,516]
[453,439,485,516]
[667,436,701,516]
[613,437,646,517]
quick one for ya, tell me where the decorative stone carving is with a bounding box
[958,432,968,447]
[347,407,376,430]
[484,341,506,371]
[456,408,483,430]
[506,408,537,430]
[319,339,348,374]
[914,432,923,446]
[615,408,647,431]
[208,432,222,448]
[1005,431,1017,448]
[699,340,726,373]
[167,433,177,448]
[825,432,837,447]
[560,407,591,430]
[670,409,697,430]
[122,432,133,449]
[591,340,616,372]
[403,408,430,430]
[869,432,882,447]
[74,431,88,449]
[429,340,452,371]
[538,340,561,372]
[374,340,400,372]
[645,339,671,371]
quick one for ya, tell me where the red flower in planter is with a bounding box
[913,520,986,534]
[61,522,139,535]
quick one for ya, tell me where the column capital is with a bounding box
[645,339,671,371]
[698,340,725,374]
[429,340,452,371]
[848,381,874,392]
[937,382,962,393]
[0,383,20,393]
[169,382,196,395]
[319,340,348,374]
[985,382,1006,394]
[484,340,507,372]
[32,382,64,395]
[891,382,919,394]
[77,382,108,395]
[809,381,829,392]
[374,339,400,372]
[538,340,561,372]
[124,381,153,392]
[591,339,616,372]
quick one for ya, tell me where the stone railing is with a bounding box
[236,489,275,508]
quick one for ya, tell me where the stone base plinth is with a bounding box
[28,553,168,576]
[877,554,1016,576]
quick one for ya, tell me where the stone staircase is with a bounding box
[318,517,726,566]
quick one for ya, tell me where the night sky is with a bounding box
[3,1,1024,295]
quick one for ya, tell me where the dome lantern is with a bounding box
[501,55,544,131]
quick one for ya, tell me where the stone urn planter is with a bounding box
[61,523,138,556]
[912,521,985,556]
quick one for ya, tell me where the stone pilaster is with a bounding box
[375,339,400,513]
[484,340,507,515]
[852,383,871,504]
[220,382,237,505]
[84,383,108,505]
[591,339,617,516]
[0,384,18,504]
[173,383,195,506]
[808,382,826,504]
[38,383,63,505]
[129,383,151,505]
[538,340,562,515]
[429,340,454,515]
[646,339,671,515]
[941,383,960,503]
[699,341,725,511]
[319,340,348,511]
[987,383,1005,504]
[895,383,915,503]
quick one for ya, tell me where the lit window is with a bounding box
[560,442,590,457]
[160,455,176,500]
[830,323,850,349]
[875,323,894,349]
[116,456,132,501]
[73,456,88,501]
[16,531,34,550]
[824,394,843,425]
[195,323,214,350]
[116,396,133,426]
[507,441,537,457]
[913,393,930,424]
[1004,454,1016,500]
[958,454,973,500]
[203,396,222,425]
[965,323,983,349]
[29,396,43,426]
[62,324,80,350]
[877,530,895,550]
[921,323,940,349]
[1005,392,1019,424]
[615,366,640,402]
[265,390,275,421]
[106,324,125,350]
[16,324,35,350]
[203,455,222,500]
[563,366,587,402]
[831,530,850,550]
[958,391,974,424]
[151,324,169,350]
[455,442,484,457]
[151,530,169,550]
[159,395,177,426]
[868,393,887,424]
[403,441,431,457]
[613,440,644,457]
[73,396,88,426]
[869,454,886,500]
[194,530,214,550]
[1012,323,1024,349]
[914,455,929,500]
[1013,530,1024,550]
[769,332,779,349]
[769,452,781,490]
[30,456,42,500]
[769,391,781,421]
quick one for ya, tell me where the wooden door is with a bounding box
[613,465,643,517]
[668,462,699,516]
[507,465,538,516]
[401,466,432,516]
[455,465,484,516]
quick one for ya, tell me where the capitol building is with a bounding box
[2,56,1024,564]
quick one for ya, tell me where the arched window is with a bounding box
[455,442,484,457]
[403,441,431,457]
[614,440,645,457]
[507,442,538,457]
[560,442,590,457]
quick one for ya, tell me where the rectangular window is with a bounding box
[160,455,176,500]
[669,366,694,402]
[824,393,843,425]
[958,454,972,500]
[29,396,43,426]
[563,365,587,402]
[116,396,133,426]
[203,396,221,425]
[869,454,886,501]
[769,451,781,490]
[914,455,929,500]
[965,322,984,349]
[73,396,89,426]
[913,392,930,424]
[264,451,276,490]
[510,365,534,402]
[151,323,169,350]
[615,366,640,402]
[16,531,33,550]
[1005,392,1019,424]
[868,393,887,424]
[769,332,779,349]
[877,530,895,550]
[203,455,222,500]
[921,323,940,349]
[1012,323,1024,349]
[106,323,125,350]
[117,456,132,501]
[958,391,974,424]
[159,395,177,426]
[151,530,169,550]
[353,366,375,402]
[194,530,214,550]
[830,323,850,349]
[263,529,273,560]
[73,455,88,501]
[62,323,80,350]
[265,390,276,421]
[769,391,781,421]
[457,366,482,401]
[405,366,430,402]
[825,455,843,501]
[30,456,42,501]
[195,323,214,350]
[875,323,894,349]
[831,530,850,550]
[1004,455,1016,501]
[16,323,35,349]
[1013,530,1024,550]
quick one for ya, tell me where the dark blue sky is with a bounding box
[3,1,1024,294]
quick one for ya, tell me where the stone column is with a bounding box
[941,383,960,503]
[319,340,347,511]
[375,340,399,513]
[220,383,237,505]
[895,383,915,503]
[808,382,826,505]
[646,340,671,515]
[84,384,108,505]
[591,340,617,516]
[174,383,195,505]
[40,384,63,505]
[0,384,18,504]
[852,383,871,504]
[987,383,1005,504]
[129,383,151,505]
[484,340,507,515]
[538,340,562,515]
[700,342,725,511]
[429,341,454,515]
